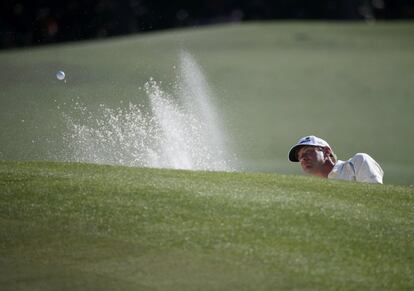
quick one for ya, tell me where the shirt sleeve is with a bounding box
[351,153,384,184]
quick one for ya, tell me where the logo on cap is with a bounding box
[299,136,311,144]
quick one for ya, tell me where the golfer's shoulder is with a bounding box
[349,153,378,166]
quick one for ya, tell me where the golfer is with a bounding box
[288,135,384,184]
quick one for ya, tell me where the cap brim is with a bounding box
[288,145,305,162]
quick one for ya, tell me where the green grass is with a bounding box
[1,22,413,290]
[1,160,413,290]
[1,22,414,184]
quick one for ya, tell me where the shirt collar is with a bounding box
[328,160,345,179]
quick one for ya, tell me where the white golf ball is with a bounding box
[56,70,65,81]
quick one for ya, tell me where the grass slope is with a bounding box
[1,22,414,184]
[1,161,413,290]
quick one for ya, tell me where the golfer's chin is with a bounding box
[301,165,313,173]
[301,166,317,176]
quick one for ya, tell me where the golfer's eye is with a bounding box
[299,152,310,161]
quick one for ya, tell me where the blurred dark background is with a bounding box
[1,0,414,49]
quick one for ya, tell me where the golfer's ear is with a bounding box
[323,147,332,157]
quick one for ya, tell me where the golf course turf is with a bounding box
[1,160,413,290]
[1,21,414,290]
[1,21,414,184]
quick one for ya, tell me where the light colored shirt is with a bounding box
[328,153,384,184]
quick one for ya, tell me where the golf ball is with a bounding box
[56,70,65,81]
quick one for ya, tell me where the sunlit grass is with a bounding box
[1,22,414,184]
[1,160,413,290]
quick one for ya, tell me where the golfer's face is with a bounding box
[297,146,325,174]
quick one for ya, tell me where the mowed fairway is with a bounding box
[1,161,413,290]
[1,22,414,184]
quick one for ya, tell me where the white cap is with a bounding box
[288,135,331,162]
